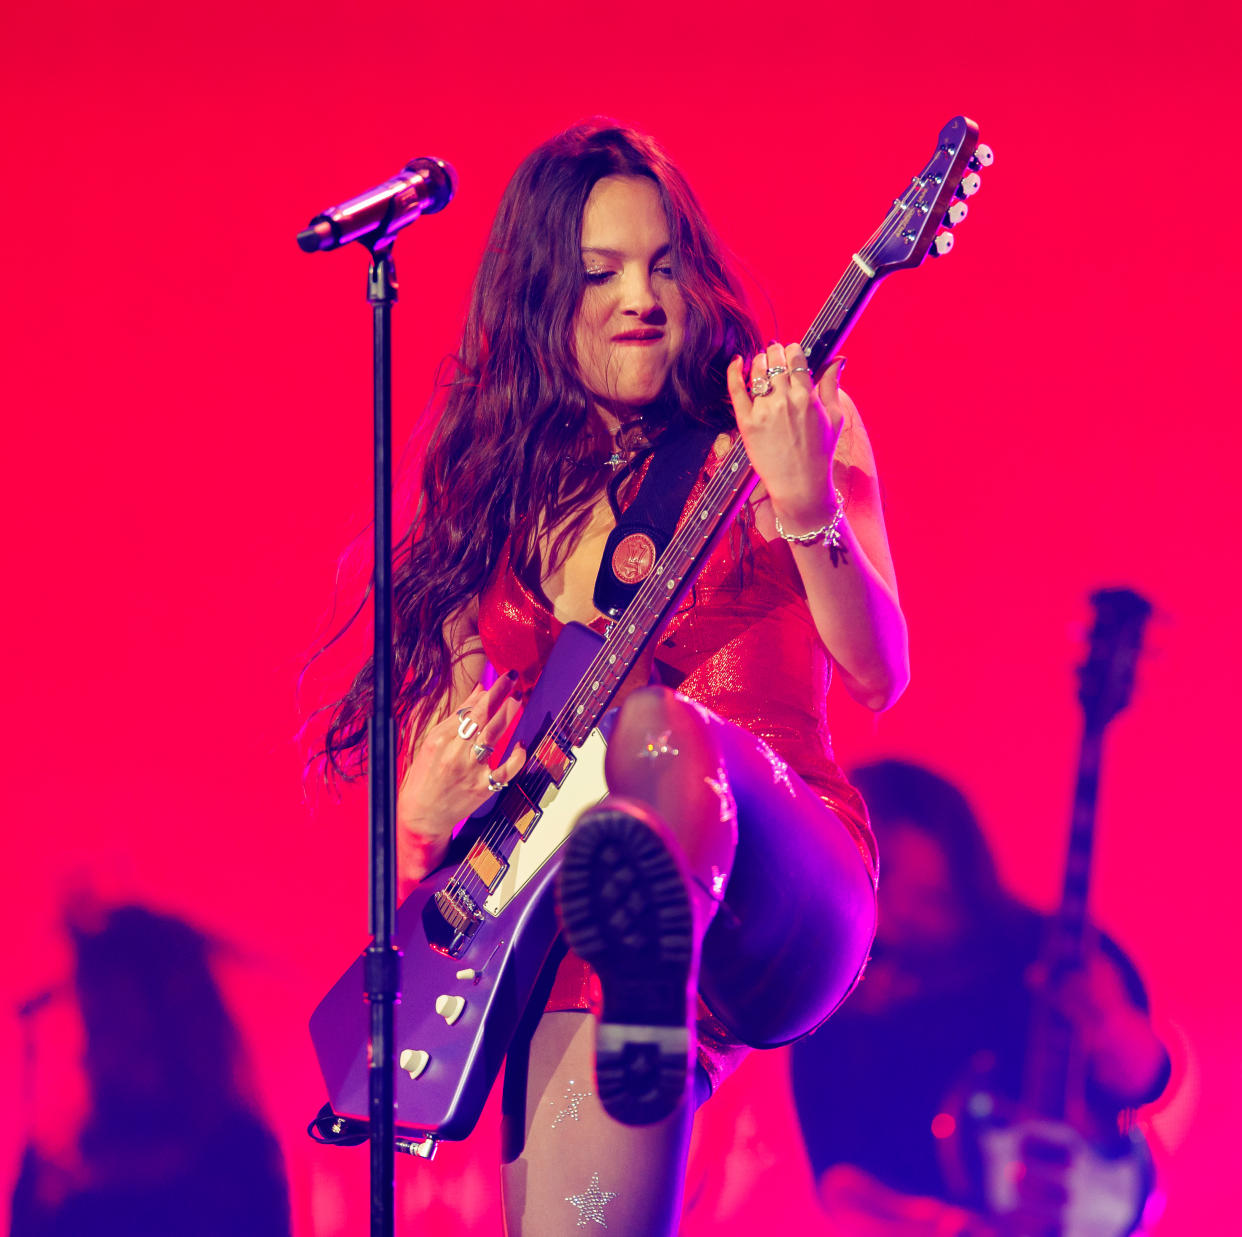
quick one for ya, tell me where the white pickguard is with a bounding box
[979,1119,1146,1237]
[482,727,609,916]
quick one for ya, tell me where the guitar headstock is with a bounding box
[1078,588,1153,731]
[861,116,992,275]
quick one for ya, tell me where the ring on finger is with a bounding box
[766,365,788,377]
[456,711,479,741]
[487,773,507,793]
[790,365,811,374]
[752,374,774,397]
[470,741,494,764]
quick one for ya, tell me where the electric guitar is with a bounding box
[310,116,992,1150]
[941,588,1156,1236]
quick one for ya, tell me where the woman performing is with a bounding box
[323,119,909,1235]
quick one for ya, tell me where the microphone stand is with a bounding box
[301,156,455,1237]
[363,237,401,1237]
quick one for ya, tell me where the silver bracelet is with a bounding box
[773,488,846,551]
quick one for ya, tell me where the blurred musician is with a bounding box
[791,760,1169,1236]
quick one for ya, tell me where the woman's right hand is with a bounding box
[397,672,527,894]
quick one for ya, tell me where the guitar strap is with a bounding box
[592,424,720,619]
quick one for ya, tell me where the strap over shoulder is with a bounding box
[592,425,720,619]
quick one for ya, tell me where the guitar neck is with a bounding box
[1023,724,1104,1119]
[1057,725,1105,963]
[802,250,882,377]
[1021,585,1150,1122]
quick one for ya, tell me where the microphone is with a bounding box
[297,156,457,253]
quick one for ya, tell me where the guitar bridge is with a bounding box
[425,885,483,957]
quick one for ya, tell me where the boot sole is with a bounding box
[556,804,695,1125]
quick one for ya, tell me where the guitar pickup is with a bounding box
[466,839,508,889]
[536,733,575,785]
[498,783,541,839]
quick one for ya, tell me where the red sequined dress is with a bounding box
[476,442,876,1088]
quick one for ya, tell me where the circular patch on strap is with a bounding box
[611,532,657,585]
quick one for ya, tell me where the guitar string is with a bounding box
[443,189,930,903]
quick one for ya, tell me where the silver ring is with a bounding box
[766,365,788,377]
[751,374,774,397]
[790,365,811,374]
[487,774,507,793]
[456,711,479,741]
[470,741,494,764]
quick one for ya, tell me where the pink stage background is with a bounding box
[4,1,1238,1232]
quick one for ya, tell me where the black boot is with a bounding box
[555,797,697,1126]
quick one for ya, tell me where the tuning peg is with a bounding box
[943,200,968,228]
[929,232,955,257]
[968,144,995,171]
[954,172,982,200]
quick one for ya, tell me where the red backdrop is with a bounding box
[4,1,1238,1232]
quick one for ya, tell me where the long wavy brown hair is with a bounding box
[324,120,763,777]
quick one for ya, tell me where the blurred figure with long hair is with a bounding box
[11,906,290,1237]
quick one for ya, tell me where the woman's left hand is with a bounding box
[726,341,847,529]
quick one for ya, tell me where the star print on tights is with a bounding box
[564,1173,619,1228]
[549,1079,593,1128]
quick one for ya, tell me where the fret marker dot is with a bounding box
[591,681,600,690]
[628,624,635,633]
[576,705,584,715]
[667,579,676,589]
[608,654,616,663]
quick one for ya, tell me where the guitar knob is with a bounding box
[955,172,982,199]
[929,232,955,257]
[455,968,479,982]
[968,144,995,170]
[435,994,466,1025]
[943,201,968,228]
[399,1048,430,1079]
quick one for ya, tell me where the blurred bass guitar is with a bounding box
[941,588,1156,1236]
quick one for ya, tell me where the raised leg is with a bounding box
[602,684,876,1045]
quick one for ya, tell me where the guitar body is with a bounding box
[310,623,611,1140]
[942,1072,1154,1237]
[979,1120,1150,1237]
